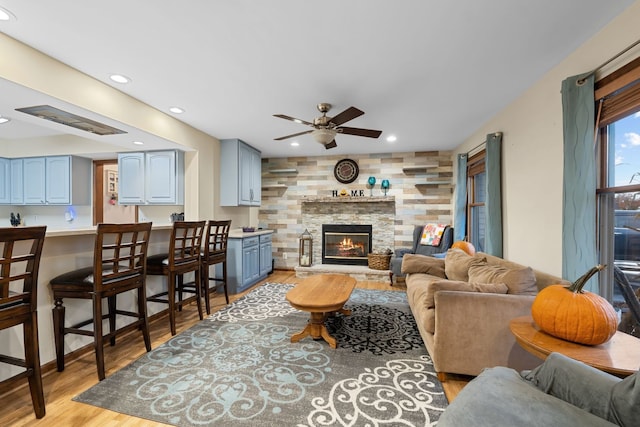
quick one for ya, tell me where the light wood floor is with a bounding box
[2,270,469,426]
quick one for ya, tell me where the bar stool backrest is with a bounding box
[0,226,47,322]
[92,223,152,291]
[168,221,206,270]
[204,220,231,261]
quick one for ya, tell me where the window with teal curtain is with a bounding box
[561,73,597,290]
[455,134,503,256]
[485,133,503,257]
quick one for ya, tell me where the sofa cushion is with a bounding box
[522,352,637,426]
[424,280,509,309]
[438,365,618,427]
[468,263,537,295]
[444,249,487,281]
[610,370,640,427]
[401,253,446,277]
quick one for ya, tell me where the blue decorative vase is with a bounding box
[381,179,390,196]
[367,176,376,196]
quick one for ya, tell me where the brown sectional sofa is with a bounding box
[403,249,569,381]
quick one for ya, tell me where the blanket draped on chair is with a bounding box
[420,223,447,246]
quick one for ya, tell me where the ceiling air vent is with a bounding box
[15,105,127,136]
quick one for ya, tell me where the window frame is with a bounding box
[596,57,640,302]
[466,150,486,248]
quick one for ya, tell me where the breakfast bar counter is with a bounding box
[0,224,176,383]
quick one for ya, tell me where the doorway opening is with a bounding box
[93,160,138,225]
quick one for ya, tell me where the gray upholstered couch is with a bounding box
[403,248,570,380]
[439,352,639,427]
[389,225,453,284]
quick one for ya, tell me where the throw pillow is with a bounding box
[424,280,509,309]
[444,248,487,281]
[468,263,537,295]
[401,253,446,278]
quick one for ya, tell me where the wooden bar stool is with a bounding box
[50,222,152,381]
[146,221,205,335]
[201,220,231,314]
[0,226,47,419]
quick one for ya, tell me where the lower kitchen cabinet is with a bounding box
[226,231,273,294]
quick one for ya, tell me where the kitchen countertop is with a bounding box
[43,224,173,238]
[228,228,273,238]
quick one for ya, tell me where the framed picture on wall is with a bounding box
[106,170,118,194]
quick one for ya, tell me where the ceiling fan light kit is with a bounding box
[274,102,382,150]
[311,128,337,145]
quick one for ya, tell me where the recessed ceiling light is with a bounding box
[291,141,299,147]
[109,74,131,84]
[133,140,144,145]
[169,106,185,114]
[386,135,397,142]
[0,116,10,124]
[0,6,16,21]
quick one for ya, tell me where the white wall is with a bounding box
[454,1,640,277]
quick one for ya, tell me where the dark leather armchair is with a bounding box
[389,225,454,284]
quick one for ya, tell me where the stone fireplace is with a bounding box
[322,224,372,266]
[300,196,395,267]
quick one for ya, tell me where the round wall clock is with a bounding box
[334,158,359,184]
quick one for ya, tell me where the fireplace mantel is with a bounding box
[301,196,395,204]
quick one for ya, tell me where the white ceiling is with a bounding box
[0,0,635,158]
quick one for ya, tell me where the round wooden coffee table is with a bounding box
[286,274,357,349]
[510,315,640,377]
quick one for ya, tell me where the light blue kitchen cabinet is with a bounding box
[117,152,145,204]
[220,139,261,206]
[45,156,71,204]
[242,236,261,287]
[23,157,46,204]
[0,158,9,204]
[146,151,184,204]
[259,233,273,277]
[10,159,23,205]
[22,156,91,205]
[226,231,273,294]
[118,150,184,205]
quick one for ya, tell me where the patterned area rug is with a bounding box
[74,283,448,426]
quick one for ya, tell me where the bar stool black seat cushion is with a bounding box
[50,267,95,286]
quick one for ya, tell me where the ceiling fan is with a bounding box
[273,103,382,149]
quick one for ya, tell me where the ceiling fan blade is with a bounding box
[330,107,364,126]
[338,126,382,139]
[324,140,338,149]
[273,114,313,126]
[274,130,313,141]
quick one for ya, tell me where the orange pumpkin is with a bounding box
[451,241,476,256]
[531,265,618,345]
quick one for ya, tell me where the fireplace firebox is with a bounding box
[322,224,372,266]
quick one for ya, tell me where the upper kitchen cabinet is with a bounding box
[10,159,24,205]
[117,152,145,204]
[0,158,9,204]
[21,156,91,205]
[118,150,184,205]
[0,158,25,205]
[220,139,261,206]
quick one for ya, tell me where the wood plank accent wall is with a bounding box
[260,151,453,269]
